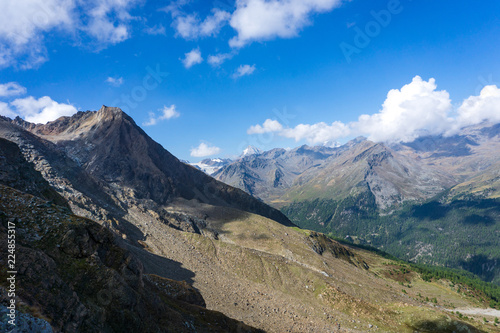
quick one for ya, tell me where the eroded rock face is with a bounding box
[0,185,261,333]
[215,139,456,211]
[0,304,53,333]
[0,138,69,208]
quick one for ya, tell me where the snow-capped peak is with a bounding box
[322,140,341,148]
[189,158,232,175]
[241,145,263,157]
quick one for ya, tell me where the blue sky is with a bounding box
[0,0,499,161]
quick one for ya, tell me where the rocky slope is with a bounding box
[215,121,500,211]
[213,144,340,204]
[8,107,291,227]
[215,138,455,210]
[0,185,260,333]
[393,121,500,181]
[0,138,68,208]
[447,160,500,200]
[1,108,499,332]
[0,139,259,332]
[215,123,500,286]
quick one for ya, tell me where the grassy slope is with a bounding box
[281,192,500,287]
[137,199,500,332]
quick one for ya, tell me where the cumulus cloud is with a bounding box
[0,101,17,118]
[0,0,74,68]
[353,76,453,143]
[247,76,500,145]
[0,82,27,97]
[247,119,283,134]
[171,8,230,39]
[143,105,180,126]
[190,142,221,157]
[144,24,166,36]
[247,118,349,145]
[9,96,77,124]
[454,85,500,130]
[281,121,351,144]
[207,52,234,66]
[182,48,203,68]
[0,81,77,123]
[229,0,342,47]
[0,0,140,68]
[200,9,231,37]
[172,15,199,39]
[233,64,256,78]
[105,76,124,87]
[82,0,140,45]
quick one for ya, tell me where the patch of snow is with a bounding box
[241,145,263,157]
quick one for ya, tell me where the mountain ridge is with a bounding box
[2,107,500,332]
[5,106,293,228]
[213,122,500,285]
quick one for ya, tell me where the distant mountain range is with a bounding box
[189,157,233,175]
[1,106,497,332]
[214,122,500,284]
[187,145,263,176]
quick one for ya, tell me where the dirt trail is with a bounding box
[447,307,500,317]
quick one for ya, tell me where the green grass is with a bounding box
[281,194,500,287]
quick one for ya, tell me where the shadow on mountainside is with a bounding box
[406,318,487,333]
[462,214,496,226]
[460,254,500,284]
[125,244,196,285]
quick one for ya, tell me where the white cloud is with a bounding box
[171,8,230,39]
[190,142,221,157]
[247,119,283,134]
[9,96,77,124]
[86,20,129,45]
[229,0,342,47]
[0,0,74,68]
[173,15,199,39]
[281,121,350,144]
[0,0,140,68]
[0,101,17,118]
[143,104,180,126]
[144,24,166,35]
[453,85,500,130]
[208,52,234,66]
[182,48,203,68]
[200,9,231,37]
[247,118,349,145]
[83,0,140,45]
[0,82,27,97]
[233,64,255,78]
[353,76,453,143]
[105,76,124,87]
[247,76,499,145]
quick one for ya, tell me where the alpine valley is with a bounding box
[1,107,500,333]
[214,122,500,287]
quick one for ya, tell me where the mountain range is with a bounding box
[189,158,233,175]
[1,107,499,332]
[214,122,500,285]
[187,145,263,176]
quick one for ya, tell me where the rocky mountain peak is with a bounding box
[2,106,293,227]
[9,105,131,142]
[98,104,123,115]
[241,145,263,157]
